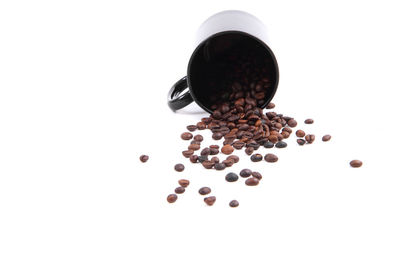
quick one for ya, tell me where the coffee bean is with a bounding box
[175,187,185,194]
[264,153,278,163]
[211,156,219,163]
[245,177,260,186]
[202,160,214,169]
[221,144,234,155]
[178,179,190,187]
[196,121,206,130]
[167,194,177,203]
[287,119,297,127]
[188,143,200,151]
[268,135,278,143]
[297,139,306,145]
[263,141,274,148]
[305,118,314,124]
[275,141,287,148]
[252,171,262,180]
[222,159,234,167]
[181,132,193,140]
[250,153,263,162]
[322,135,331,142]
[186,125,197,132]
[201,117,212,124]
[199,187,211,195]
[266,102,275,109]
[174,163,185,172]
[139,155,149,163]
[210,145,219,149]
[201,148,211,156]
[296,130,305,137]
[194,134,203,142]
[215,163,226,170]
[240,169,252,178]
[225,172,239,182]
[198,155,208,163]
[227,155,239,163]
[350,160,362,168]
[232,141,245,149]
[204,196,216,206]
[245,146,254,155]
[210,148,219,155]
[190,140,201,145]
[189,155,199,163]
[281,131,290,139]
[212,132,223,140]
[229,200,239,207]
[282,127,292,134]
[305,134,315,144]
[182,150,194,158]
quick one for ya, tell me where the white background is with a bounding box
[1,1,399,266]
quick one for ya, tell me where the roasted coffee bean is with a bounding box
[212,132,223,140]
[245,146,254,155]
[264,153,278,163]
[266,102,275,109]
[275,141,287,148]
[227,155,239,163]
[181,132,193,140]
[186,125,197,132]
[304,118,314,124]
[188,143,200,151]
[305,134,315,144]
[201,148,211,156]
[178,179,190,187]
[268,135,279,143]
[225,172,239,182]
[350,160,362,168]
[229,200,239,207]
[174,163,185,172]
[139,155,149,163]
[263,141,274,148]
[202,160,214,169]
[212,110,222,119]
[167,194,177,203]
[296,130,305,137]
[240,169,252,178]
[211,156,219,163]
[282,127,292,134]
[232,141,245,149]
[222,159,234,167]
[198,155,208,163]
[190,140,201,145]
[251,153,263,162]
[175,187,185,194]
[189,155,199,163]
[210,148,219,155]
[196,121,206,130]
[199,187,211,195]
[182,150,194,158]
[193,134,203,142]
[210,145,219,149]
[252,171,262,180]
[201,117,212,124]
[215,163,226,170]
[204,196,216,206]
[297,139,306,145]
[245,177,260,186]
[287,119,297,128]
[322,135,331,142]
[281,131,290,139]
[221,144,234,155]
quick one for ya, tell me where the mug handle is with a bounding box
[168,76,194,111]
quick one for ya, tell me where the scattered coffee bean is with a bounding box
[350,160,362,168]
[266,102,275,109]
[198,155,208,163]
[201,148,211,156]
[178,179,190,187]
[322,135,331,142]
[305,118,314,124]
[181,132,193,140]
[194,134,203,142]
[215,163,226,170]
[222,159,234,167]
[174,163,185,172]
[186,125,197,132]
[251,153,263,162]
[296,130,305,137]
[189,155,199,163]
[240,169,252,178]
[245,146,254,155]
[225,172,239,182]
[202,160,214,169]
[182,150,194,158]
[210,145,219,150]
[188,143,200,151]
[167,194,177,203]
[211,156,219,163]
[263,141,274,148]
[305,134,315,144]
[190,140,201,145]
[251,171,262,180]
[204,196,216,206]
[287,119,297,127]
[245,177,260,186]
[196,121,206,130]
[212,132,223,140]
[221,144,234,155]
[275,141,287,148]
[175,187,185,194]
[297,139,306,145]
[139,155,149,163]
[229,200,239,207]
[264,153,278,163]
[227,155,239,163]
[199,187,211,195]
[210,148,219,155]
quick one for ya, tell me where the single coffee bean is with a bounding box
[297,139,306,145]
[201,147,211,156]
[215,163,226,170]
[232,141,245,149]
[251,171,262,180]
[266,102,275,109]
[198,155,208,163]
[189,155,199,163]
[181,132,193,140]
[264,153,278,163]
[245,177,260,186]
[167,194,177,203]
[174,163,185,172]
[268,134,279,143]
[296,130,305,137]
[211,156,219,163]
[275,141,287,148]
[139,155,149,163]
[227,155,239,163]
[212,132,223,140]
[194,134,203,142]
[322,135,331,142]
[210,148,219,155]
[186,125,197,132]
[281,131,290,139]
[178,179,190,187]
[175,187,185,194]
[210,145,219,149]
[199,187,211,195]
[350,160,363,168]
[287,119,297,128]
[196,121,206,130]
[182,150,194,158]
[225,172,239,182]
[282,127,292,134]
[188,143,200,151]
[190,140,201,145]
[201,117,212,124]
[305,134,315,144]
[204,196,216,206]
[263,141,274,148]
[304,118,314,124]
[202,160,214,169]
[250,153,263,162]
[240,169,252,178]
[222,159,234,167]
[229,200,239,207]
[221,144,234,155]
[245,146,254,155]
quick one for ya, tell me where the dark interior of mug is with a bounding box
[187,31,279,113]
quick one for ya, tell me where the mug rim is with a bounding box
[186,30,280,114]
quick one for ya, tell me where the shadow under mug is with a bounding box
[168,10,279,114]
